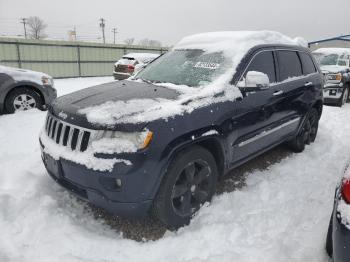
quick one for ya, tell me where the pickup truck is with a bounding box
[313,48,350,107]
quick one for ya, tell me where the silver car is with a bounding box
[0,65,57,113]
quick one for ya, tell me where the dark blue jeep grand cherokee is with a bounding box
[39,31,323,229]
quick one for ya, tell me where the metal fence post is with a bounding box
[16,42,22,68]
[77,45,81,77]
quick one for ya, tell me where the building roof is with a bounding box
[309,34,350,45]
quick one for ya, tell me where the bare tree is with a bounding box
[124,38,135,45]
[138,38,162,47]
[27,16,47,39]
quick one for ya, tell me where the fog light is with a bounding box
[115,178,122,188]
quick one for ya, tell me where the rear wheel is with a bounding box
[288,108,319,153]
[5,87,43,113]
[151,146,218,229]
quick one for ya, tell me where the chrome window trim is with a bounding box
[237,117,301,147]
[237,48,320,86]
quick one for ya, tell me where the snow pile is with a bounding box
[79,98,169,125]
[79,31,306,125]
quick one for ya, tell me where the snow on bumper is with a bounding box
[39,130,131,172]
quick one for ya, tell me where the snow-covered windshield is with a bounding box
[135,49,231,87]
[314,53,348,66]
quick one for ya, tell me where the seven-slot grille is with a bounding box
[45,114,94,152]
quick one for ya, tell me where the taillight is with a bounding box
[341,178,350,204]
[127,65,135,73]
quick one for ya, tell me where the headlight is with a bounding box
[327,73,342,82]
[91,130,153,154]
[109,130,153,149]
[42,76,54,86]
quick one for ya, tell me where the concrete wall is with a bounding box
[0,38,167,78]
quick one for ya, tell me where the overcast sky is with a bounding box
[0,0,349,46]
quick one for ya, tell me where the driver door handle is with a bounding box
[273,90,284,96]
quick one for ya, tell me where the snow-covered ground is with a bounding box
[1,77,349,262]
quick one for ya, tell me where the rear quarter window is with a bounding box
[277,50,303,81]
[299,52,317,75]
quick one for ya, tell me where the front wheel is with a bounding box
[151,146,218,229]
[288,108,319,153]
[5,87,43,113]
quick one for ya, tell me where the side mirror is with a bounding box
[244,71,270,91]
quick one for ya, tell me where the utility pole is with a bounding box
[20,18,27,39]
[99,18,105,44]
[111,28,118,44]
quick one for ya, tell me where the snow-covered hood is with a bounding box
[51,80,180,129]
[0,65,51,83]
[320,65,349,74]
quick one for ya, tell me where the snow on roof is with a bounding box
[313,48,350,55]
[174,31,306,52]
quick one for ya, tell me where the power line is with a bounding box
[99,18,105,44]
[112,27,118,44]
[20,18,27,39]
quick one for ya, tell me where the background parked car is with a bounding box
[313,48,350,107]
[113,53,160,80]
[0,65,56,113]
[326,162,350,262]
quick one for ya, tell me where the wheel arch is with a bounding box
[161,134,226,179]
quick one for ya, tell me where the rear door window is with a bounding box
[244,51,276,83]
[277,50,303,81]
[299,52,317,75]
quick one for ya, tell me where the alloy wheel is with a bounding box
[13,94,37,111]
[171,160,212,217]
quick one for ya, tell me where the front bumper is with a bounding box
[39,139,165,217]
[323,84,343,104]
[331,189,350,262]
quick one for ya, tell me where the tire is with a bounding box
[5,87,43,113]
[337,87,349,107]
[288,108,319,153]
[151,146,218,229]
[326,215,333,257]
[346,86,350,103]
